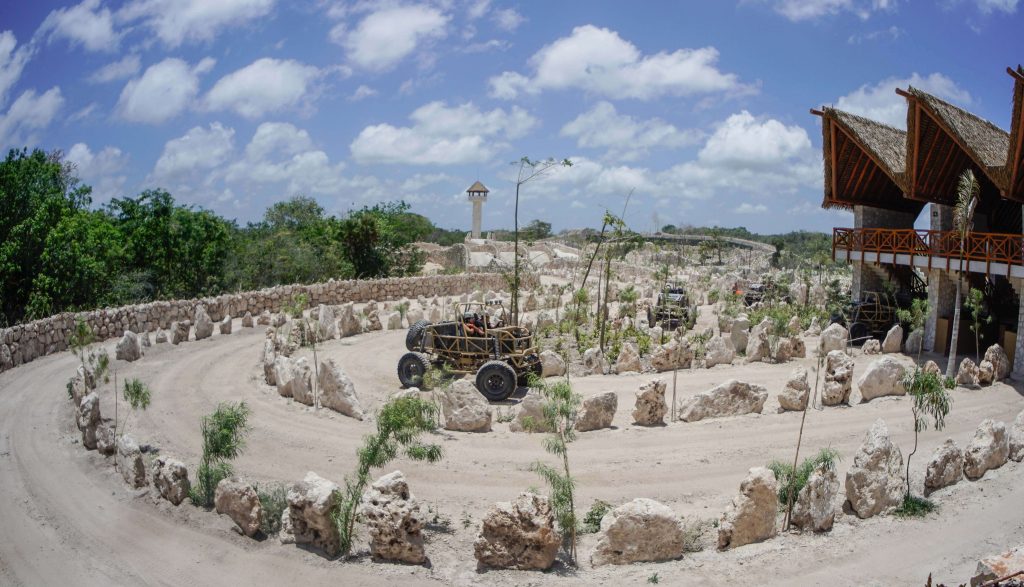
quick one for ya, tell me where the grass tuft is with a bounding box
[894,494,936,518]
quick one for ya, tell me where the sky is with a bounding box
[1,0,1022,234]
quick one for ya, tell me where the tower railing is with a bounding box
[833,227,1024,276]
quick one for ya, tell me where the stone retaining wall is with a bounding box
[0,273,514,373]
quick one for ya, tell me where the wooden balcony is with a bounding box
[833,227,1024,278]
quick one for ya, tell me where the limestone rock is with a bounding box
[257,310,272,326]
[963,419,1009,480]
[95,420,116,455]
[978,360,994,385]
[117,434,147,489]
[904,329,923,355]
[957,358,980,387]
[983,344,1010,381]
[154,328,168,343]
[745,318,771,363]
[582,347,610,375]
[287,472,341,557]
[576,392,617,432]
[262,339,277,386]
[857,356,907,402]
[219,315,232,335]
[778,367,809,412]
[810,284,826,307]
[242,311,254,328]
[823,350,854,406]
[194,306,214,340]
[360,471,426,564]
[339,303,361,337]
[862,339,881,354]
[215,477,262,537]
[440,379,492,432]
[152,456,190,506]
[790,336,806,358]
[539,350,566,377]
[115,331,143,362]
[140,331,151,348]
[650,338,692,372]
[819,323,848,355]
[881,324,902,353]
[804,316,822,336]
[730,315,750,354]
[171,320,190,345]
[592,498,684,566]
[678,379,767,422]
[787,315,802,336]
[718,467,778,549]
[924,439,964,493]
[923,360,942,376]
[474,492,560,570]
[771,337,794,363]
[509,390,550,433]
[790,466,838,532]
[614,342,641,374]
[632,379,667,426]
[318,359,364,420]
[844,419,903,518]
[1009,410,1024,462]
[971,545,1024,587]
[276,356,313,404]
[317,304,337,340]
[77,392,101,449]
[535,310,555,331]
[704,336,734,368]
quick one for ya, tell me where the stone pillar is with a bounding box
[471,198,483,239]
[1011,278,1024,380]
[851,204,918,302]
[925,269,957,353]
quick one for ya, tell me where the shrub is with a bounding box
[256,483,288,535]
[191,402,251,508]
[894,494,936,518]
[581,499,612,534]
[767,447,840,505]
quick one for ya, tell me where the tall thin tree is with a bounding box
[945,170,979,378]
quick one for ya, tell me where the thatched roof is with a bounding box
[466,181,489,193]
[906,87,1009,170]
[820,107,919,213]
[1005,65,1024,200]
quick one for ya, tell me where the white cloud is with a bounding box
[350,101,537,165]
[153,122,235,179]
[834,72,972,128]
[488,25,747,100]
[0,31,34,107]
[117,0,275,47]
[467,0,490,20]
[493,8,525,31]
[349,84,378,101]
[0,87,64,148]
[88,54,140,83]
[68,102,99,122]
[66,142,129,201]
[560,101,703,160]
[203,58,321,118]
[847,25,903,43]
[225,122,348,196]
[735,202,768,214]
[764,0,897,21]
[38,0,120,52]
[974,0,1018,13]
[335,5,449,71]
[116,57,213,124]
[698,110,810,168]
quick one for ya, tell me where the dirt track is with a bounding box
[1,317,1022,586]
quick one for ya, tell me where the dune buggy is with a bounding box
[647,284,692,330]
[397,300,541,401]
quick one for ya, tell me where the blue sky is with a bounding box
[1,0,1021,234]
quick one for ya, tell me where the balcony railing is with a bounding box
[833,227,1024,276]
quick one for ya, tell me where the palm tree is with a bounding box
[945,170,980,378]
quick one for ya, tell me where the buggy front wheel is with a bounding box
[397,352,432,388]
[475,360,517,401]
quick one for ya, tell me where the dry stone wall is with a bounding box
[0,273,513,373]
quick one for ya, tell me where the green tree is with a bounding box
[0,148,92,325]
[896,298,930,364]
[900,368,951,506]
[337,201,425,278]
[945,170,979,378]
[523,219,552,241]
[192,402,251,508]
[334,396,443,557]
[964,287,991,364]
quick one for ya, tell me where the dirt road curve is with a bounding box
[1,321,1022,586]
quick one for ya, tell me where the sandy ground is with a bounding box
[1,312,1022,587]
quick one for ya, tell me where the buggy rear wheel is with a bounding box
[397,352,432,388]
[849,322,869,345]
[475,360,517,401]
[405,320,430,351]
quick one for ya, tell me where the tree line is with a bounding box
[0,148,431,326]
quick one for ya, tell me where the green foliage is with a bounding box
[122,378,152,410]
[902,369,952,434]
[192,402,251,508]
[943,376,956,390]
[521,219,552,241]
[648,573,660,584]
[256,483,289,536]
[337,201,425,279]
[333,396,443,557]
[767,447,840,505]
[707,289,720,304]
[748,303,827,337]
[581,499,612,534]
[896,298,930,335]
[527,378,581,563]
[964,287,992,362]
[894,494,936,518]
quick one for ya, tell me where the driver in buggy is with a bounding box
[463,312,486,336]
